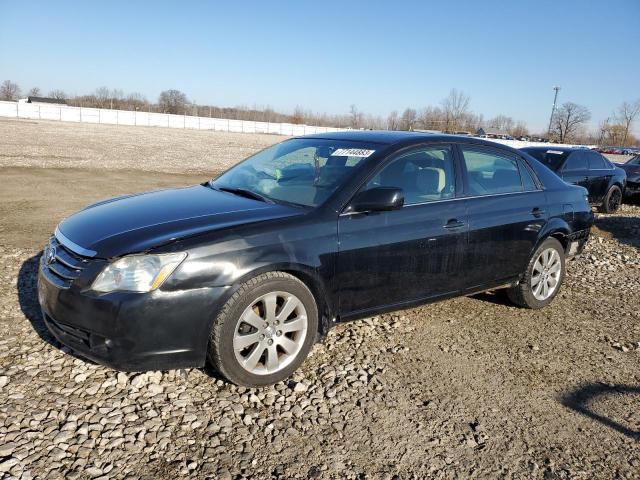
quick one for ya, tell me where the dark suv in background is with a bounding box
[521,147,626,213]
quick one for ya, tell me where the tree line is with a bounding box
[1,79,638,146]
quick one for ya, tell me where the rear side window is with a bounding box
[587,152,608,169]
[522,149,569,171]
[564,152,587,171]
[461,146,523,195]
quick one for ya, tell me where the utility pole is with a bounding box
[547,86,560,138]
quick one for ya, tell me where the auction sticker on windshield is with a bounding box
[331,148,376,157]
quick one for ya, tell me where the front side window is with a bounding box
[461,146,523,195]
[563,152,587,171]
[212,139,378,207]
[365,145,456,205]
[628,156,640,166]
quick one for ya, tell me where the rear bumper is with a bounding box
[567,228,591,257]
[38,260,231,371]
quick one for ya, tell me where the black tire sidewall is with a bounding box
[603,185,622,213]
[213,274,318,387]
[520,238,566,309]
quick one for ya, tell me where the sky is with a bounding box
[1,0,639,134]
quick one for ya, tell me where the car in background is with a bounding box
[617,155,640,199]
[39,132,594,386]
[521,146,627,213]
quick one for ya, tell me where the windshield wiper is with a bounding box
[214,185,274,204]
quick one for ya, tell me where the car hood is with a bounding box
[57,185,303,258]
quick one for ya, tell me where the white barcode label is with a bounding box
[331,148,375,158]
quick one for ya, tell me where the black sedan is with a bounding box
[38,132,593,386]
[521,146,627,213]
[617,155,640,199]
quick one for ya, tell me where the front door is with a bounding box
[336,144,468,315]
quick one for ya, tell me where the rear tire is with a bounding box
[208,272,318,387]
[507,237,565,309]
[600,185,622,213]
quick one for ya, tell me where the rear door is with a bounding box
[561,152,592,198]
[459,144,548,289]
[585,151,612,201]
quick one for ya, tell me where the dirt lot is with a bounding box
[0,119,638,479]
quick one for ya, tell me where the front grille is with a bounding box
[41,236,91,289]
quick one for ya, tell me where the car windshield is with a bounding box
[211,138,378,207]
[522,148,570,171]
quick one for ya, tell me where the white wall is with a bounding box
[0,100,593,149]
[0,101,343,136]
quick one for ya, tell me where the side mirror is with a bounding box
[348,187,404,213]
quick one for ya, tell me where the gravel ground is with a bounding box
[0,118,284,174]
[0,119,638,479]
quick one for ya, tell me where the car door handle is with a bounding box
[531,207,545,218]
[443,219,466,229]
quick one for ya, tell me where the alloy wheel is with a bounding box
[233,291,308,375]
[531,248,562,301]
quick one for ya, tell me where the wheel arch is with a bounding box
[535,219,572,255]
[215,262,335,339]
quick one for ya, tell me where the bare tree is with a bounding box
[0,80,21,101]
[48,89,67,100]
[551,102,591,143]
[126,92,147,110]
[158,89,188,114]
[511,121,529,138]
[441,89,470,132]
[349,104,363,129]
[616,100,640,146]
[416,106,443,131]
[27,87,41,97]
[291,105,305,124]
[488,114,515,132]
[386,111,399,130]
[398,108,417,131]
[94,87,110,108]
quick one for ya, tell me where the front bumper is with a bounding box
[624,181,640,197]
[38,258,230,371]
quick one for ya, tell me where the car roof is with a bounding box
[297,130,515,148]
[520,146,580,153]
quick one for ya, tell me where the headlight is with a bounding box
[91,252,187,293]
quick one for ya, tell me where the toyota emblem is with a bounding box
[45,246,56,265]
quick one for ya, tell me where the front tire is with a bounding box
[507,237,565,309]
[600,185,622,213]
[208,272,318,387]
